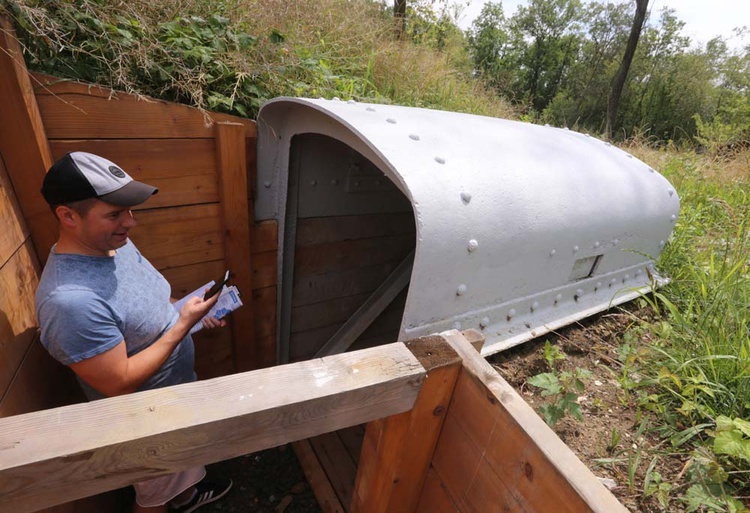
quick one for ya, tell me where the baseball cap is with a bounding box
[41,152,158,207]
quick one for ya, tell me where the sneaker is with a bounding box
[171,478,233,513]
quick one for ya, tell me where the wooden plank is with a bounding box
[293,440,345,513]
[0,338,82,419]
[252,286,276,339]
[33,84,256,141]
[0,155,30,267]
[296,213,415,246]
[31,72,257,135]
[337,425,365,466]
[461,329,485,353]
[0,343,425,513]
[193,327,234,379]
[254,334,277,370]
[439,330,628,513]
[310,432,358,508]
[251,250,277,289]
[292,261,399,307]
[415,468,459,513]
[316,252,413,357]
[216,122,256,371]
[292,293,372,334]
[250,220,278,254]
[49,139,219,209]
[0,18,56,265]
[130,204,223,270]
[294,235,413,276]
[0,239,41,399]
[352,335,462,513]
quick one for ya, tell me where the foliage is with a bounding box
[527,341,592,425]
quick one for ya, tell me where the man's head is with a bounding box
[42,152,158,255]
[42,152,158,210]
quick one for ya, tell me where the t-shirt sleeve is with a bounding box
[38,289,124,365]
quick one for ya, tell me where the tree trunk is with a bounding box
[394,0,407,40]
[605,0,648,138]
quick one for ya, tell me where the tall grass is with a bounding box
[2,0,515,118]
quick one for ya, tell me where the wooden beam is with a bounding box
[293,440,346,513]
[437,329,628,513]
[0,17,56,265]
[351,335,462,513]
[215,121,257,371]
[0,343,425,513]
[316,251,414,357]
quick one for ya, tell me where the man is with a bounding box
[35,152,232,513]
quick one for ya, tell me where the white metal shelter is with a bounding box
[256,98,679,358]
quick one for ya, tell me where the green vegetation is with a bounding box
[2,0,748,510]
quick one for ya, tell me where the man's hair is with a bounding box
[50,198,98,220]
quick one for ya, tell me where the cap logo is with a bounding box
[109,166,126,178]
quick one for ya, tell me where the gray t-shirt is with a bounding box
[35,240,196,400]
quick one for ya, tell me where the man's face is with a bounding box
[70,200,138,255]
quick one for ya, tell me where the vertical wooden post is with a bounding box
[351,335,466,513]
[0,16,56,265]
[215,121,256,371]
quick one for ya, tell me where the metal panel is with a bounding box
[256,98,680,357]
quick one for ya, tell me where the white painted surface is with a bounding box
[256,98,679,356]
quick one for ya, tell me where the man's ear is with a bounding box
[55,205,78,228]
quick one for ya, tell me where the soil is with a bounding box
[488,306,689,512]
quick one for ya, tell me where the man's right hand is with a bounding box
[175,292,221,333]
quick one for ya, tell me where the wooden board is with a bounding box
[415,468,460,513]
[293,440,345,513]
[0,343,424,513]
[293,261,399,308]
[0,19,56,265]
[250,220,278,254]
[296,213,415,246]
[310,432,358,508]
[251,250,277,289]
[35,92,256,140]
[294,235,414,277]
[130,204,223,270]
[49,139,219,209]
[0,239,41,399]
[436,330,628,513]
[0,155,29,267]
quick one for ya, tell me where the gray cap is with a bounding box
[42,152,158,206]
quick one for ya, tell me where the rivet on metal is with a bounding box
[585,134,591,138]
[563,127,569,131]
[670,214,677,222]
[613,238,619,246]
[659,240,665,247]
[467,239,479,252]
[452,322,461,330]
[461,192,472,204]
[531,301,539,311]
[544,123,551,127]
[668,189,674,197]
[366,106,376,112]
[649,167,655,173]
[347,99,356,104]
[354,181,360,187]
[594,241,600,248]
[595,281,602,290]
[435,156,446,164]
[409,134,420,141]
[310,180,317,187]
[507,308,516,321]
[609,278,617,287]
[480,317,490,329]
[525,322,532,329]
[623,274,630,282]
[626,154,633,159]
[333,97,341,101]
[577,288,584,297]
[550,249,557,257]
[636,269,642,276]
[554,293,562,304]
[573,245,579,253]
[263,181,272,188]
[456,284,467,296]
[386,118,397,124]
[605,142,612,147]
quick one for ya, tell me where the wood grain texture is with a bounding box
[49,139,219,209]
[436,330,628,513]
[0,18,56,265]
[0,239,41,400]
[310,432,358,508]
[294,235,413,277]
[0,155,29,267]
[216,122,256,371]
[415,468,459,513]
[0,343,425,513]
[352,336,462,513]
[295,213,415,246]
[293,440,345,513]
[292,261,398,308]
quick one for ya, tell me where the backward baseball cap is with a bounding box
[41,152,158,207]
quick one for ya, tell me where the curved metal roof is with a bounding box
[256,98,680,356]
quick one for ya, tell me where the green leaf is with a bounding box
[269,28,286,44]
[527,373,562,396]
[714,430,750,462]
[682,484,728,512]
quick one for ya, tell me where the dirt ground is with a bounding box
[489,307,689,512]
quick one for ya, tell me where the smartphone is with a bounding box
[203,270,231,300]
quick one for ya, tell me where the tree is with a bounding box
[605,0,648,138]
[395,0,407,39]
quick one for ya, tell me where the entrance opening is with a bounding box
[279,134,416,363]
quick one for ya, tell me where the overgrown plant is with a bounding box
[527,341,593,426]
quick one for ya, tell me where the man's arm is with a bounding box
[70,294,219,397]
